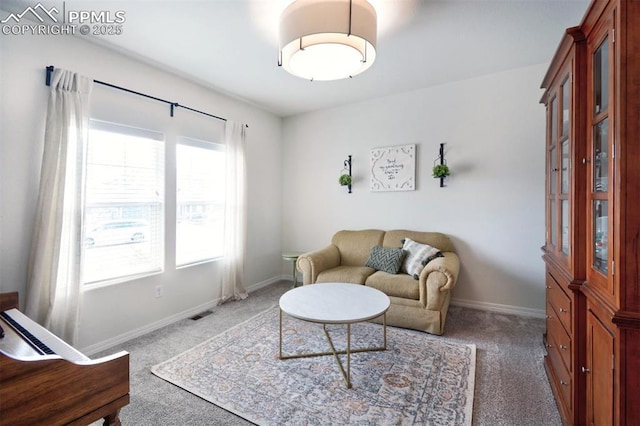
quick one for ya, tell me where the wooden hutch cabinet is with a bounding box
[541,1,640,425]
[541,24,588,426]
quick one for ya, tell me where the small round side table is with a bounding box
[282,252,303,288]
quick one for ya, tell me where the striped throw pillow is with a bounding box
[401,238,444,279]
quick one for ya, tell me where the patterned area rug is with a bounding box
[152,307,476,425]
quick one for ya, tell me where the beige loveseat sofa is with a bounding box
[296,229,460,335]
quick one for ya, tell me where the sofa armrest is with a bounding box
[419,252,460,309]
[296,245,341,284]
[421,252,460,291]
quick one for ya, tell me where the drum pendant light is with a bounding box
[278,0,377,81]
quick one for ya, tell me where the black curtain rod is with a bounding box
[45,65,247,127]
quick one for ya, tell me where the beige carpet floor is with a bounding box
[95,280,561,425]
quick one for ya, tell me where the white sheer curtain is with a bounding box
[218,121,248,304]
[25,69,93,345]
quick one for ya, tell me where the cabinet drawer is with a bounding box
[546,305,573,413]
[550,349,573,413]
[546,273,572,333]
[547,302,572,372]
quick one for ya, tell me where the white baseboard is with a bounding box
[82,276,286,356]
[450,297,545,319]
[81,277,543,355]
[247,275,287,292]
[81,298,221,355]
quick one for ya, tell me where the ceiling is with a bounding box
[1,0,589,117]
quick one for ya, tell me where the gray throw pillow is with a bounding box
[365,245,407,274]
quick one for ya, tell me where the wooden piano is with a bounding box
[0,292,130,425]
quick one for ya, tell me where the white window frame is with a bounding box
[175,136,226,268]
[82,120,165,286]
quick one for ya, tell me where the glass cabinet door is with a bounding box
[593,119,609,192]
[588,32,613,294]
[594,38,609,115]
[546,72,572,262]
[560,77,571,255]
[547,95,558,250]
[562,78,570,136]
[593,200,608,274]
[550,144,557,196]
[562,200,569,254]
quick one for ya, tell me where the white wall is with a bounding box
[0,30,283,351]
[0,18,549,353]
[282,64,547,315]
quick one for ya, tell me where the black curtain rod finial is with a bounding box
[45,65,54,86]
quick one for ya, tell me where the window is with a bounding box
[82,120,164,284]
[176,137,225,266]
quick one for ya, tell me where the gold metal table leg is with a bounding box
[279,308,283,359]
[383,312,387,349]
[279,310,387,388]
[347,323,351,388]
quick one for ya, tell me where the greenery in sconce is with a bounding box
[432,164,450,178]
[339,174,352,186]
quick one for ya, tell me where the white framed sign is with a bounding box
[370,144,416,192]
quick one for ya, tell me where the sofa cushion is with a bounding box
[383,230,456,253]
[332,230,385,266]
[401,238,444,279]
[365,271,420,300]
[316,266,376,284]
[364,246,406,274]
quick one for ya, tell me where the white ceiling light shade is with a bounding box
[279,0,377,81]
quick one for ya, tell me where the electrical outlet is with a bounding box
[155,285,163,298]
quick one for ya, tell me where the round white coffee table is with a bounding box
[278,282,390,388]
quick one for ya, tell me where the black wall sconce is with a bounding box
[432,143,450,188]
[339,155,352,193]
